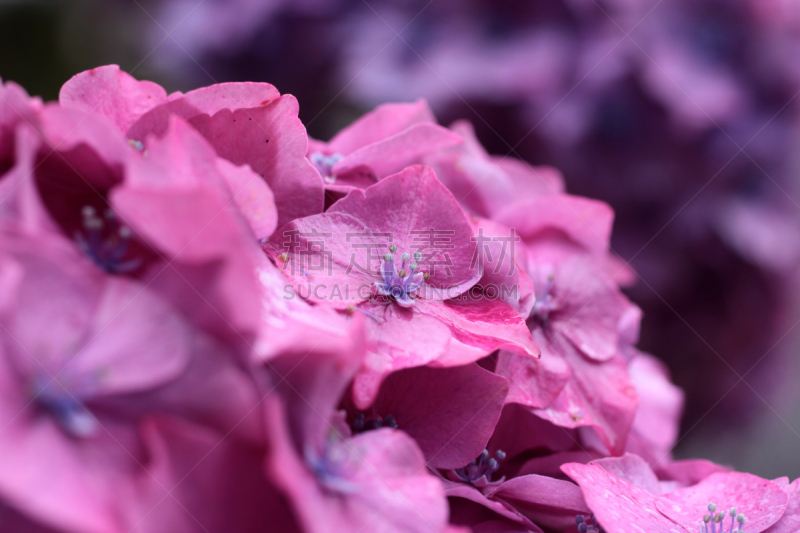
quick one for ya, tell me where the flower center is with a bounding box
[701,503,746,533]
[31,376,96,438]
[351,412,398,433]
[310,152,344,184]
[575,514,605,533]
[128,139,145,152]
[304,441,358,494]
[530,273,558,327]
[375,246,427,308]
[75,206,142,274]
[449,449,506,488]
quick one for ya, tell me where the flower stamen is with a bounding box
[75,206,142,274]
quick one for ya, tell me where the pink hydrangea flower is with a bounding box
[423,120,564,219]
[61,65,322,227]
[345,362,509,469]
[0,237,193,532]
[264,164,538,406]
[564,453,791,533]
[307,99,461,193]
[263,316,450,533]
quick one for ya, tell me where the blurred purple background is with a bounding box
[4,0,800,478]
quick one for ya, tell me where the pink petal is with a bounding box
[332,122,462,180]
[545,257,631,363]
[254,256,353,361]
[443,479,537,529]
[495,340,570,410]
[496,194,614,260]
[532,336,638,455]
[266,396,448,533]
[656,472,789,533]
[215,158,278,239]
[490,474,591,531]
[328,165,480,297]
[263,210,380,309]
[266,314,367,449]
[129,417,293,533]
[351,301,453,408]
[765,479,800,533]
[590,454,662,495]
[59,65,167,133]
[74,277,190,396]
[424,294,539,361]
[562,462,684,533]
[626,352,684,467]
[372,363,508,469]
[656,459,731,488]
[129,85,323,226]
[113,120,263,341]
[326,99,437,155]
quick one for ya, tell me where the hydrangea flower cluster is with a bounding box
[0,64,798,533]
[143,0,800,431]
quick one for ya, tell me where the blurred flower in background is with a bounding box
[2,0,800,479]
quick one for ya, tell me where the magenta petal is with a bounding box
[469,217,535,315]
[129,85,323,226]
[518,451,602,479]
[333,122,462,179]
[113,119,263,340]
[352,302,453,408]
[656,459,731,488]
[38,105,128,177]
[471,519,541,533]
[328,165,480,296]
[626,352,684,467]
[255,256,354,360]
[656,472,789,533]
[590,454,662,495]
[546,258,631,363]
[129,83,281,137]
[59,65,167,133]
[496,194,614,259]
[372,363,508,469]
[74,277,190,396]
[765,479,800,533]
[267,315,367,449]
[424,293,539,361]
[326,99,437,155]
[443,479,538,530]
[267,397,448,533]
[490,404,580,459]
[489,474,590,531]
[264,211,379,309]
[183,95,323,225]
[215,158,278,239]
[532,337,638,455]
[130,417,293,533]
[562,462,682,533]
[495,343,570,410]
